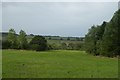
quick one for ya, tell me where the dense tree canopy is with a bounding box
[2,40,11,49]
[29,35,48,51]
[84,9,120,57]
[100,9,120,57]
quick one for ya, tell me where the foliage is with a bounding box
[100,9,120,57]
[29,35,48,51]
[84,9,120,57]
[67,37,70,40]
[7,29,18,49]
[2,40,11,49]
[84,26,101,55]
[18,30,28,49]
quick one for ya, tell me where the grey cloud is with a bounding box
[2,0,119,2]
[2,2,118,37]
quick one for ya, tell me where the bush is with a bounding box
[29,35,48,51]
[2,40,11,49]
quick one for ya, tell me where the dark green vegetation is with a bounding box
[84,9,120,57]
[18,30,28,49]
[2,29,48,51]
[2,50,118,78]
[6,29,18,49]
[1,32,84,51]
[29,35,47,51]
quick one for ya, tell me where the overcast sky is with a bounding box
[2,2,118,37]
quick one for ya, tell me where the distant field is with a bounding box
[2,50,118,78]
[48,40,83,44]
[27,39,83,44]
[47,40,83,47]
[26,36,84,45]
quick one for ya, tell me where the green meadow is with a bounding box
[2,50,118,78]
[0,50,2,78]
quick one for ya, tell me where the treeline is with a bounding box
[2,29,48,51]
[27,34,84,41]
[45,36,84,41]
[84,9,120,57]
[2,29,83,51]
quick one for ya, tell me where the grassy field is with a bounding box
[0,50,2,78]
[2,50,118,78]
